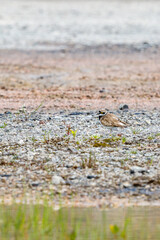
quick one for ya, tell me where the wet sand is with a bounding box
[0,44,160,112]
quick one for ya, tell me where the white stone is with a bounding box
[18,139,24,145]
[52,175,65,185]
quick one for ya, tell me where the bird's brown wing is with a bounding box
[101,113,127,127]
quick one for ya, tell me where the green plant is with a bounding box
[120,160,124,166]
[81,152,97,169]
[42,131,51,143]
[131,150,137,154]
[31,136,38,143]
[89,136,121,148]
[28,101,44,119]
[122,137,126,144]
[0,203,160,239]
[132,129,137,134]
[132,128,141,135]
[109,224,119,235]
[155,133,160,137]
[70,129,77,138]
[90,135,100,139]
[76,141,80,145]
[0,123,7,128]
[12,155,18,160]
[110,218,130,239]
[148,135,154,140]
[147,158,153,166]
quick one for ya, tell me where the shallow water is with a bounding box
[61,207,160,240]
[1,205,160,239]
[0,0,160,50]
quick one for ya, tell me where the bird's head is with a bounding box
[99,110,106,115]
[98,110,106,120]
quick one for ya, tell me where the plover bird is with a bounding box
[99,111,128,128]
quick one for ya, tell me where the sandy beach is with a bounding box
[0,44,160,112]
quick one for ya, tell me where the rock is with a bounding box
[87,175,98,179]
[99,88,105,93]
[68,112,84,116]
[16,167,24,174]
[69,175,77,180]
[4,111,12,115]
[0,174,12,178]
[145,120,151,125]
[31,182,40,187]
[0,109,159,202]
[18,139,24,145]
[130,166,148,175]
[52,175,65,185]
[67,147,78,154]
[123,182,131,188]
[142,41,151,49]
[134,112,142,115]
[119,104,129,110]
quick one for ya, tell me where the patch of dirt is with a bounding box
[0,46,160,111]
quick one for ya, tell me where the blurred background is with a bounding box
[0,0,160,50]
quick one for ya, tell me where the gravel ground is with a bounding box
[0,107,160,206]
